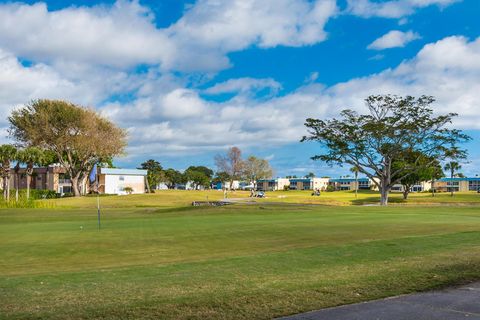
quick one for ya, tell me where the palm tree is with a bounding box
[350,166,360,199]
[18,147,44,200]
[0,144,17,201]
[13,154,22,202]
[444,161,462,197]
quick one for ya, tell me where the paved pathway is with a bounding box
[279,282,480,320]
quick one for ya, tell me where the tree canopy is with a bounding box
[140,159,164,191]
[9,99,127,196]
[184,166,213,190]
[215,147,244,189]
[392,150,443,199]
[303,95,470,205]
[243,156,273,189]
[0,144,17,200]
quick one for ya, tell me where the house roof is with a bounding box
[100,168,147,176]
[330,178,370,183]
[438,177,480,182]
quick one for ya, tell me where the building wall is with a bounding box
[312,178,329,191]
[276,179,290,190]
[223,180,240,190]
[391,181,432,192]
[102,174,145,194]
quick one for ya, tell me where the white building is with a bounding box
[391,181,432,193]
[98,168,147,195]
[257,178,291,191]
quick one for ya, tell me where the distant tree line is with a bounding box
[140,147,273,191]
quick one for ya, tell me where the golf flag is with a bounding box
[88,163,101,230]
[89,163,98,184]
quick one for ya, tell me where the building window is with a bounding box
[469,180,480,191]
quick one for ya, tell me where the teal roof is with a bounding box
[439,177,480,182]
[330,178,370,183]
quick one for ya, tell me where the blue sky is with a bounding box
[0,0,479,177]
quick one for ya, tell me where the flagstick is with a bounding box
[97,175,101,230]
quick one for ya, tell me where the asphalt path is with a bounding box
[279,282,480,320]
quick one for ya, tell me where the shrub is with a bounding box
[326,185,335,192]
[283,185,290,191]
[124,186,134,194]
[28,189,58,199]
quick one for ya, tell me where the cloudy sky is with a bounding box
[0,0,479,177]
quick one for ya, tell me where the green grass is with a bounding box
[2,191,480,319]
[254,190,480,206]
[44,189,250,209]
[43,189,480,209]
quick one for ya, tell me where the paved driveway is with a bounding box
[279,282,480,320]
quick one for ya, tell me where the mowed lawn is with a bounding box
[44,189,480,208]
[1,192,480,319]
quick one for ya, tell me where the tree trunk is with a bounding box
[145,176,151,193]
[354,173,358,199]
[6,174,10,202]
[26,174,31,200]
[2,175,7,200]
[71,176,81,197]
[15,173,19,202]
[81,176,88,195]
[450,170,454,197]
[379,175,390,206]
[380,187,389,206]
[403,189,409,200]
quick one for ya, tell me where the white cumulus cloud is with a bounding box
[0,0,338,72]
[347,0,460,18]
[368,30,421,50]
[203,78,282,96]
[112,35,480,158]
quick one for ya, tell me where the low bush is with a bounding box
[0,198,55,208]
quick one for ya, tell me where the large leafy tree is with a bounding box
[0,144,17,201]
[392,150,443,200]
[9,100,127,197]
[215,147,244,190]
[303,95,470,205]
[184,166,213,190]
[242,156,273,190]
[163,168,185,189]
[140,159,164,192]
[212,171,231,187]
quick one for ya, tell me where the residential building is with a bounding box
[213,180,241,190]
[329,178,376,191]
[435,177,480,192]
[3,165,147,195]
[257,178,290,191]
[391,181,432,193]
[288,177,330,190]
[4,164,86,195]
[97,168,147,194]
